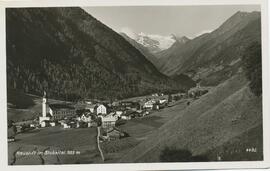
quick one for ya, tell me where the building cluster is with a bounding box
[188,82,210,98]
[38,92,169,130]
[8,87,209,143]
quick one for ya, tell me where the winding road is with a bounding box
[97,126,105,161]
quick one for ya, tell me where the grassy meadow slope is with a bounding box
[119,74,262,162]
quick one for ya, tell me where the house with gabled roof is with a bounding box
[95,104,107,115]
[76,113,92,123]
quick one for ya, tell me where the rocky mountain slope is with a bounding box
[120,32,195,87]
[120,29,178,54]
[157,11,261,86]
[119,32,161,69]
[6,7,190,101]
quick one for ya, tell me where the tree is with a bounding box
[97,117,102,127]
[8,120,14,128]
[168,94,173,103]
[115,119,126,127]
[242,42,262,96]
[12,125,17,134]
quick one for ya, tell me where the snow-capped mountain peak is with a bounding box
[120,28,177,53]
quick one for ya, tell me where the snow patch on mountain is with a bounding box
[120,28,176,53]
[137,32,176,51]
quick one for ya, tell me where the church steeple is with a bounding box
[42,91,48,117]
[43,91,47,98]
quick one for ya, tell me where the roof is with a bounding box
[120,101,134,105]
[85,104,96,108]
[123,110,138,116]
[49,104,75,110]
[106,127,123,133]
[102,116,117,122]
[95,103,109,110]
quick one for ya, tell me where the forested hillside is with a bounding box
[6,7,189,101]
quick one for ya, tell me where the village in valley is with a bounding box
[7,82,209,162]
[6,5,263,165]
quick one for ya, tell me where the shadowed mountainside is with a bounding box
[157,11,261,86]
[119,32,161,69]
[6,7,191,101]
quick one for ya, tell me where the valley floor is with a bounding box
[8,98,190,165]
[8,126,103,165]
[7,75,263,164]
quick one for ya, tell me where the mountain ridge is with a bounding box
[119,30,179,54]
[156,11,261,86]
[6,7,189,101]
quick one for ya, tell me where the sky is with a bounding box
[83,5,260,38]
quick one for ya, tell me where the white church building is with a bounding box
[39,91,52,127]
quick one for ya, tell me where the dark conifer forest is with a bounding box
[6,8,191,101]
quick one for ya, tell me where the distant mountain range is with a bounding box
[157,11,261,85]
[120,32,195,87]
[120,29,185,54]
[121,11,261,86]
[120,32,190,68]
[6,7,192,101]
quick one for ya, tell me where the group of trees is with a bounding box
[242,42,262,96]
[8,54,174,101]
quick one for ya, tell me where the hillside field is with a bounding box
[119,74,263,162]
[8,126,102,165]
[101,99,190,162]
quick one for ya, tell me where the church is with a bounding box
[39,91,76,127]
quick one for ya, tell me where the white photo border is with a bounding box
[0,0,269,171]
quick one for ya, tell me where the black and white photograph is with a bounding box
[2,0,270,170]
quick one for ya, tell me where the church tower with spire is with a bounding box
[39,91,50,127]
[42,91,48,117]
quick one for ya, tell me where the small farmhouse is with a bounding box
[100,115,117,128]
[105,127,126,141]
[143,100,156,109]
[95,104,107,115]
[115,110,123,116]
[159,98,168,104]
[188,82,210,98]
[76,113,92,122]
